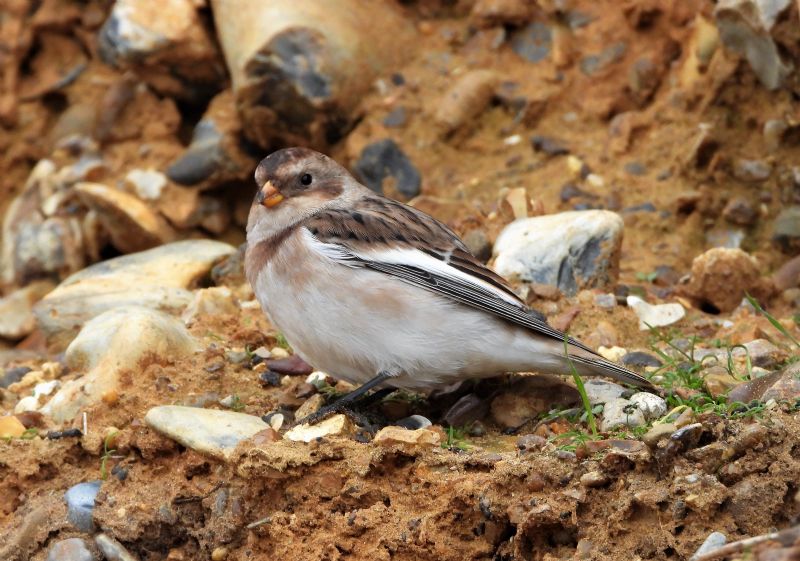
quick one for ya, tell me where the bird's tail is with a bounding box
[565,346,658,392]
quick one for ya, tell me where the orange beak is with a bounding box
[260,180,284,208]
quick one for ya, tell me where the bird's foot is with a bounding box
[295,401,377,433]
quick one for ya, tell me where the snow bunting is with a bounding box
[245,147,654,403]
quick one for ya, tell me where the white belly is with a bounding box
[252,231,556,390]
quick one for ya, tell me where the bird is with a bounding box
[245,147,655,414]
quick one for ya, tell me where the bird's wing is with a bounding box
[301,196,598,355]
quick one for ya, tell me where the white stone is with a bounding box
[284,414,352,443]
[125,169,168,200]
[493,210,623,296]
[14,395,40,414]
[583,379,627,406]
[182,286,237,325]
[34,240,235,347]
[145,405,268,460]
[627,295,686,330]
[0,281,54,340]
[629,392,667,421]
[600,397,646,431]
[41,307,199,422]
[598,346,627,362]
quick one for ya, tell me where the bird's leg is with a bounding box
[296,371,393,427]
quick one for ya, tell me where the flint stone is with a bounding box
[146,405,268,460]
[34,240,235,347]
[627,295,685,330]
[353,139,422,199]
[46,538,93,561]
[42,307,199,422]
[493,210,623,296]
[65,480,101,532]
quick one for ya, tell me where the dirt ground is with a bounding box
[2,1,800,560]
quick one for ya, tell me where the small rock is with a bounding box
[629,392,667,421]
[0,415,26,438]
[732,158,772,182]
[1,366,32,389]
[383,106,407,128]
[642,423,677,447]
[42,306,199,422]
[295,394,325,419]
[0,281,54,340]
[462,230,492,263]
[490,375,580,428]
[517,433,546,452]
[627,295,686,330]
[703,366,740,397]
[773,254,800,290]
[763,119,788,149]
[95,533,140,561]
[772,206,800,254]
[742,338,784,368]
[395,415,432,430]
[46,538,94,561]
[622,351,662,368]
[600,397,645,431]
[125,169,168,201]
[434,70,497,137]
[594,293,616,309]
[65,480,102,532]
[493,210,624,296]
[690,532,727,561]
[145,405,268,460]
[74,182,176,253]
[266,356,314,376]
[715,0,792,90]
[352,139,421,199]
[250,427,281,445]
[623,161,647,176]
[598,346,627,363]
[373,426,440,448]
[580,471,609,488]
[683,248,763,312]
[722,197,757,226]
[34,240,236,346]
[706,228,745,249]
[443,393,489,427]
[580,42,627,76]
[531,135,569,156]
[211,547,229,561]
[761,362,800,402]
[583,379,627,406]
[285,414,353,443]
[182,287,238,325]
[510,22,552,63]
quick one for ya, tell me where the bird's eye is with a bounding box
[300,173,313,186]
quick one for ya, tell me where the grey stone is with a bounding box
[732,158,772,182]
[690,532,727,561]
[492,210,623,296]
[353,139,421,198]
[0,366,32,388]
[34,240,235,346]
[583,379,627,406]
[395,415,432,430]
[773,206,800,254]
[65,480,102,532]
[95,533,140,561]
[383,107,407,128]
[622,351,662,368]
[600,397,646,431]
[510,22,552,63]
[46,538,93,561]
[531,135,569,156]
[167,120,224,186]
[145,405,268,460]
[580,42,627,76]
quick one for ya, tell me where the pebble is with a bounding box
[46,538,94,561]
[731,158,772,182]
[683,248,762,312]
[373,426,440,448]
[490,375,580,428]
[125,169,167,201]
[352,139,421,199]
[145,405,269,460]
[211,547,229,561]
[295,394,325,419]
[583,379,627,406]
[65,480,102,532]
[579,471,609,488]
[629,392,667,421]
[383,106,407,128]
[517,434,546,452]
[600,397,646,431]
[284,414,353,443]
[1,366,32,389]
[642,422,677,447]
[0,281,54,340]
[772,206,800,254]
[580,42,626,76]
[622,351,662,368]
[594,293,616,309]
[689,532,727,561]
[493,210,624,296]
[598,346,626,363]
[443,393,489,427]
[627,295,686,330]
[34,240,236,346]
[182,287,238,325]
[510,22,552,63]
[395,415,432,430]
[722,196,757,226]
[434,70,497,137]
[42,306,199,422]
[95,533,140,561]
[531,135,569,156]
[266,356,313,375]
[0,415,26,438]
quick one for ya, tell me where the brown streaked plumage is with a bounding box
[245,147,657,395]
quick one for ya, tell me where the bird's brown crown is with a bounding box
[253,147,346,208]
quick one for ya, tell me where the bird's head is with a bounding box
[247,147,356,241]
